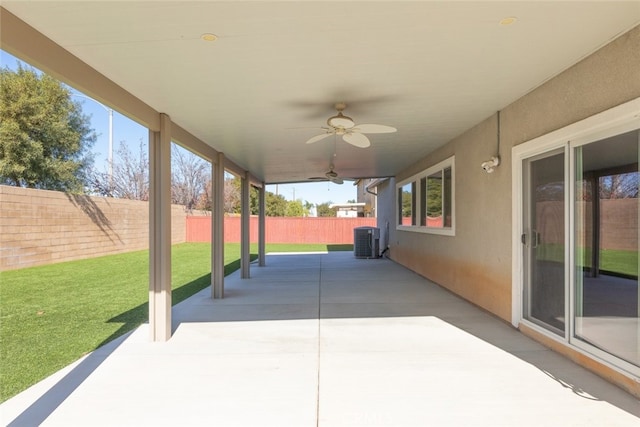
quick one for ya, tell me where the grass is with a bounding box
[538,244,638,277]
[600,248,639,277]
[0,242,351,402]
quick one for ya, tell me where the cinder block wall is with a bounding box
[0,185,186,271]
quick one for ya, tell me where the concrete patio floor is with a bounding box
[2,251,639,426]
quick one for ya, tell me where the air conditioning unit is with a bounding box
[354,226,380,259]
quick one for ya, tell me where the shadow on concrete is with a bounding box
[79,254,262,354]
[6,331,131,427]
[6,252,638,424]
[97,273,214,350]
[4,265,235,424]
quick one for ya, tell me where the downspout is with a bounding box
[365,178,388,196]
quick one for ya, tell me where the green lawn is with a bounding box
[600,248,639,277]
[538,244,638,277]
[0,242,350,402]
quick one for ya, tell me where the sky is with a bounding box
[1,50,357,205]
[266,181,357,206]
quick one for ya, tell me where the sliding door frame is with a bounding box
[512,97,640,378]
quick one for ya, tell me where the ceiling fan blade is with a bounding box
[305,132,333,144]
[330,176,344,185]
[353,124,397,134]
[343,132,370,148]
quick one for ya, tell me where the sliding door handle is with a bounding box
[532,230,540,248]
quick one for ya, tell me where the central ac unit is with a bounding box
[354,226,380,259]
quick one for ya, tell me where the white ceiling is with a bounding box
[4,1,640,184]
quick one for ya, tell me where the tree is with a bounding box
[195,180,212,211]
[0,65,96,192]
[201,174,307,217]
[223,175,261,214]
[303,200,314,212]
[599,173,639,199]
[249,186,260,215]
[91,140,149,200]
[171,144,210,209]
[224,175,241,213]
[426,176,443,217]
[316,202,337,217]
[266,192,287,216]
[402,188,413,217]
[285,199,308,217]
[93,142,212,205]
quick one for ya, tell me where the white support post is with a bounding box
[259,183,266,267]
[148,113,172,342]
[241,172,251,279]
[212,153,225,298]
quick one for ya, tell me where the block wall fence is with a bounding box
[185,215,377,244]
[535,200,638,251]
[0,185,377,271]
[0,185,186,271]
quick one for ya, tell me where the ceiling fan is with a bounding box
[305,103,396,148]
[309,164,344,185]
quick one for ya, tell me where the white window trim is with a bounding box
[396,156,455,236]
[512,97,640,378]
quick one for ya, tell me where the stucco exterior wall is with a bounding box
[384,25,640,323]
[376,178,397,256]
[0,185,187,271]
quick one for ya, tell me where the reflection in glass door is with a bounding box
[517,105,640,376]
[574,130,639,367]
[523,150,566,336]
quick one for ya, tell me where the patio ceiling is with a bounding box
[2,1,639,184]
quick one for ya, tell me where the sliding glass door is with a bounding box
[517,116,639,375]
[523,150,566,336]
[574,130,639,367]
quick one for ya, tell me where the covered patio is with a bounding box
[2,251,638,426]
[1,0,639,407]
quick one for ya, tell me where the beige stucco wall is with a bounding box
[385,25,640,323]
[0,185,187,271]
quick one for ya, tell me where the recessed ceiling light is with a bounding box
[499,17,517,26]
[201,33,218,42]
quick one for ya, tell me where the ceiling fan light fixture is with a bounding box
[304,103,395,148]
[327,113,355,129]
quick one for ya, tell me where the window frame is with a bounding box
[396,156,455,236]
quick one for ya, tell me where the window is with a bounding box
[398,182,416,225]
[397,156,455,235]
